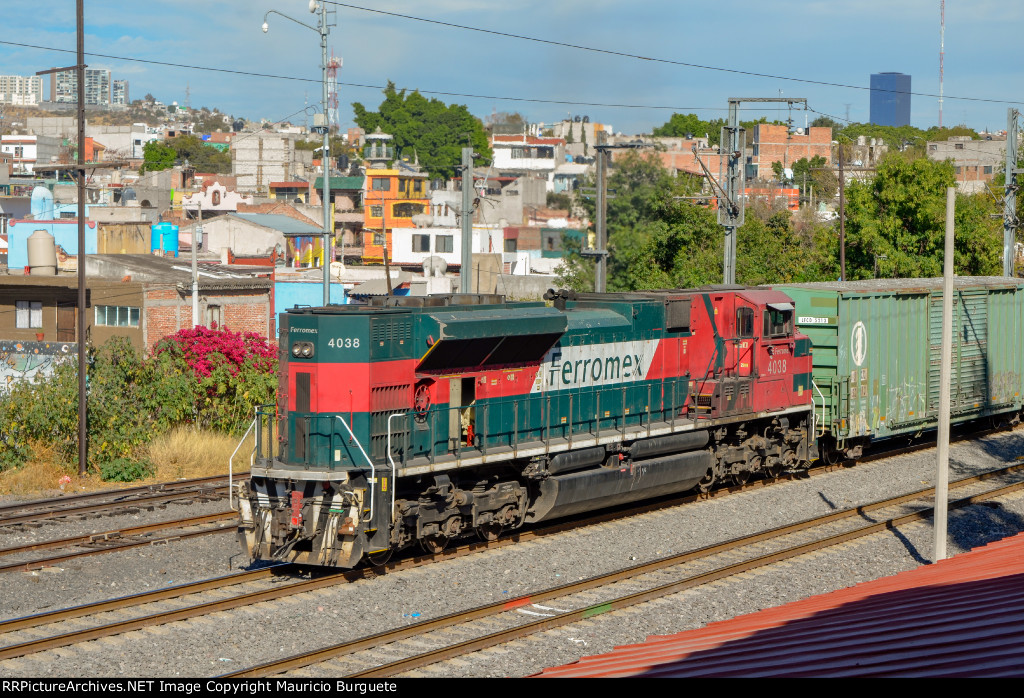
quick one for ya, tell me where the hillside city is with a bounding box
[0,66,1016,357]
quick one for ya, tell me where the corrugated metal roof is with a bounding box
[537,533,1024,678]
[231,213,321,235]
[779,276,1024,293]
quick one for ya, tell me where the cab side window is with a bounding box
[763,308,793,338]
[736,307,754,338]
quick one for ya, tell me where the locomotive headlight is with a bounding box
[291,342,314,358]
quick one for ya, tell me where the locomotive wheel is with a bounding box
[762,464,784,480]
[366,548,394,567]
[819,438,842,465]
[420,534,450,554]
[730,469,751,487]
[475,523,503,542]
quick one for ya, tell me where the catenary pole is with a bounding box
[934,186,955,562]
[460,146,473,293]
[76,0,87,477]
[319,0,331,306]
[192,202,201,327]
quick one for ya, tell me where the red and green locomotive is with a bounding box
[238,287,815,567]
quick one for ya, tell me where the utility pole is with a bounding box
[460,145,474,293]
[76,0,86,477]
[720,97,807,284]
[318,0,331,306]
[594,136,607,292]
[262,2,335,305]
[839,143,846,281]
[34,5,87,475]
[587,138,648,292]
[1004,108,1020,277]
[192,202,201,327]
[934,186,956,562]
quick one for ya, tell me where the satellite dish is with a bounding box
[422,256,448,277]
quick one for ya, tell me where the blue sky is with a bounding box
[2,1,1022,135]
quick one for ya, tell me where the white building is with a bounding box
[0,135,62,174]
[0,75,43,106]
[51,68,112,106]
[490,134,566,192]
[388,225,511,269]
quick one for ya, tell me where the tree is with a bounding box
[352,81,491,180]
[555,233,595,292]
[844,152,1001,279]
[167,134,231,173]
[139,140,176,174]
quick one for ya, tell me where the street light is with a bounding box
[262,0,336,306]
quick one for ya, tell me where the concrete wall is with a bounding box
[231,132,300,194]
[0,341,76,395]
[493,273,556,300]
[273,280,349,336]
[7,219,99,271]
[202,217,283,257]
[97,222,150,254]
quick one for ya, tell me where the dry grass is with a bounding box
[147,427,242,481]
[0,441,105,496]
[0,428,246,497]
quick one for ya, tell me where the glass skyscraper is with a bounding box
[870,73,911,127]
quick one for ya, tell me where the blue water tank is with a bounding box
[30,186,54,220]
[150,222,180,257]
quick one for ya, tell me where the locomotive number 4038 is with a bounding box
[328,337,360,348]
[765,358,788,375]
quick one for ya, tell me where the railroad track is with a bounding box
[1,460,1022,671]
[223,464,1024,678]
[0,474,247,529]
[0,511,238,574]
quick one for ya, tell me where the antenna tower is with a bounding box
[939,0,945,128]
[327,50,342,128]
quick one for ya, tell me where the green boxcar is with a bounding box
[773,277,1024,453]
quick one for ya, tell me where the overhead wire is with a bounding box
[324,2,1024,108]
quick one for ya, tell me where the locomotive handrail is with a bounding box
[334,415,376,524]
[229,415,259,511]
[386,412,402,524]
[812,380,826,437]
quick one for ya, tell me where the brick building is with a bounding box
[0,256,274,352]
[926,136,1006,194]
[750,124,832,180]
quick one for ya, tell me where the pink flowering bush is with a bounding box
[152,326,277,433]
[0,329,278,481]
[155,326,276,379]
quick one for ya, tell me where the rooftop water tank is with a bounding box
[150,222,180,258]
[30,186,54,221]
[27,229,57,275]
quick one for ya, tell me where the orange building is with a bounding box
[361,165,430,263]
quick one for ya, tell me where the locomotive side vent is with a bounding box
[665,299,691,332]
